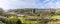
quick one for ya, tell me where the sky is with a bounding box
[0,0,60,10]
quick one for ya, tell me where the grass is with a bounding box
[48,15,60,24]
[50,15,60,19]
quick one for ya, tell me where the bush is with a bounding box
[6,16,22,24]
[0,21,5,24]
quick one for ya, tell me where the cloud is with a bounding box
[38,0,60,8]
[0,0,60,10]
[43,0,56,8]
[55,2,60,8]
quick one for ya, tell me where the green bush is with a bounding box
[0,21,5,24]
[6,16,21,24]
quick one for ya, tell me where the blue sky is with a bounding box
[0,0,60,10]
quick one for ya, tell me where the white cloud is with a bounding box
[40,0,60,8]
[0,0,60,10]
[56,2,60,8]
[44,2,56,8]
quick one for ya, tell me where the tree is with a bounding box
[0,8,4,15]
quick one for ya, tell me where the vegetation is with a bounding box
[0,8,60,24]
